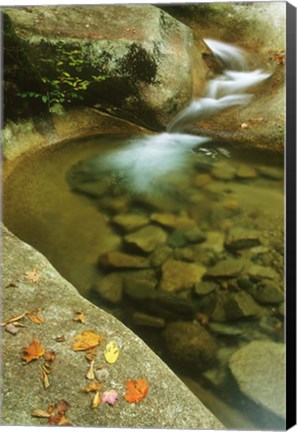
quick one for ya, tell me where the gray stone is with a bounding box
[195,281,218,296]
[184,227,207,243]
[132,312,165,328]
[257,166,283,180]
[99,251,149,269]
[225,228,261,250]
[163,321,217,369]
[149,244,173,268]
[225,291,263,320]
[205,258,245,278]
[2,224,223,429]
[160,259,206,292]
[124,225,167,253]
[229,341,285,418]
[112,214,149,232]
[93,273,123,304]
[249,281,284,304]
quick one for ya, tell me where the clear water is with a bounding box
[4,134,285,430]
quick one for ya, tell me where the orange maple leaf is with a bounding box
[22,340,45,363]
[124,378,149,403]
[71,329,104,351]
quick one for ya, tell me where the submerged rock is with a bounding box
[211,161,236,181]
[132,312,165,328]
[124,225,167,253]
[225,228,261,250]
[246,264,279,281]
[184,227,207,243]
[194,281,218,296]
[149,244,173,268]
[257,166,283,180]
[225,291,263,320]
[160,259,206,292]
[163,321,217,369]
[205,258,245,278]
[99,251,150,269]
[112,214,149,232]
[92,273,123,304]
[229,340,285,418]
[200,231,225,253]
[235,164,258,179]
[248,280,284,304]
[151,213,196,229]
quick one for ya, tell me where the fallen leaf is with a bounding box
[101,390,119,406]
[57,400,70,415]
[43,351,56,362]
[1,311,27,326]
[241,122,249,129]
[83,381,103,393]
[71,329,104,351]
[54,335,66,342]
[31,409,51,418]
[73,311,85,323]
[26,310,44,324]
[56,415,74,426]
[13,322,27,328]
[91,391,101,408]
[104,340,120,364]
[85,346,97,362]
[5,323,20,335]
[124,378,149,403]
[24,269,40,283]
[86,359,95,380]
[42,363,51,375]
[22,340,45,363]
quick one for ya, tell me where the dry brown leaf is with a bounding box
[91,391,101,408]
[57,400,70,415]
[42,363,51,375]
[5,323,20,335]
[26,310,44,324]
[86,359,95,380]
[54,335,66,342]
[83,381,103,393]
[57,415,74,426]
[31,409,51,418]
[85,346,97,362]
[1,311,27,327]
[22,340,45,363]
[24,269,40,283]
[44,351,56,363]
[71,329,104,351]
[73,311,85,323]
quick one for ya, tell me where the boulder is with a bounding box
[229,341,285,418]
[4,5,208,129]
[163,321,217,369]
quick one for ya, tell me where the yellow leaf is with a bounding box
[71,329,104,351]
[104,340,120,364]
[24,269,40,283]
[41,370,50,389]
[86,359,95,380]
[31,409,51,418]
[91,391,101,408]
[82,381,103,393]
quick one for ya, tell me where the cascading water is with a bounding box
[78,40,271,195]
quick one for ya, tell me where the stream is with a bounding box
[3,40,285,429]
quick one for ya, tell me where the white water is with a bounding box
[95,40,271,194]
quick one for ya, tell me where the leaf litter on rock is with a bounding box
[104,340,120,364]
[24,268,40,283]
[124,378,149,403]
[32,400,74,425]
[73,311,85,323]
[71,329,104,351]
[22,340,45,363]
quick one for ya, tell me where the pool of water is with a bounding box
[3,134,285,429]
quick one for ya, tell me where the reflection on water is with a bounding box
[4,134,285,430]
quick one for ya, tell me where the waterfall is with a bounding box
[94,40,271,194]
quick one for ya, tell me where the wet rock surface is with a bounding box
[160,259,206,292]
[124,225,167,253]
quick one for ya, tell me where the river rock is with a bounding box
[249,281,284,304]
[5,6,207,129]
[92,273,123,304]
[150,213,196,229]
[99,251,149,269]
[160,259,206,292]
[195,281,218,296]
[208,322,243,336]
[225,228,261,250]
[163,321,217,369]
[132,312,165,328]
[149,244,173,268]
[184,227,207,243]
[205,258,245,278]
[173,247,196,262]
[229,341,285,418]
[112,214,149,232]
[124,225,167,253]
[246,264,279,281]
[210,161,236,181]
[235,164,258,179]
[167,229,188,248]
[70,179,111,198]
[225,291,263,320]
[123,269,158,292]
[257,166,283,180]
[200,231,225,253]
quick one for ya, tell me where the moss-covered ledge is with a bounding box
[1,224,224,428]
